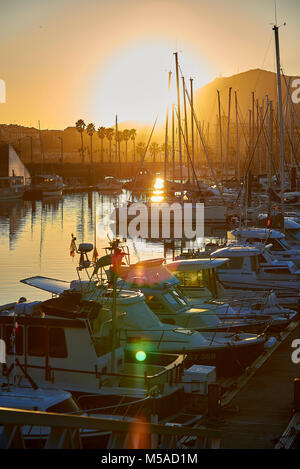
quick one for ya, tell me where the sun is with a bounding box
[89,39,213,126]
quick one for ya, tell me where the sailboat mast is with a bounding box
[164,72,171,182]
[273,24,285,216]
[235,91,240,183]
[226,87,232,182]
[190,78,195,184]
[182,77,190,181]
[217,90,223,181]
[172,104,175,183]
[174,52,183,196]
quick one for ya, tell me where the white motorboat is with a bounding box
[0,287,186,420]
[229,227,300,267]
[211,244,300,294]
[116,258,271,334]
[166,257,298,330]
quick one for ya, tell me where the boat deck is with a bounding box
[220,322,300,449]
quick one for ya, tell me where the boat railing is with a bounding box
[0,406,221,449]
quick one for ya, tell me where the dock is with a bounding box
[219,322,300,449]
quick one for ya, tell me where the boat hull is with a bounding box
[183,339,265,377]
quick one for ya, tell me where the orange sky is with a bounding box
[0,0,299,129]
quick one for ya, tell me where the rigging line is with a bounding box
[234,103,270,204]
[179,67,225,204]
[174,107,204,196]
[252,32,274,92]
[130,116,158,194]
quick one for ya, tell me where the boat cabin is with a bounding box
[229,228,300,258]
[167,258,229,299]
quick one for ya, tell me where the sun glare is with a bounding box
[90,40,212,126]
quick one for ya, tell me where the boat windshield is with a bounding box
[164,289,189,308]
[174,268,218,296]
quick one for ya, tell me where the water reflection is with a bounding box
[0,192,226,304]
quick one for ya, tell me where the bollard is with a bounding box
[294,378,300,412]
[208,383,221,418]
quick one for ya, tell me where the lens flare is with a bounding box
[136,350,147,362]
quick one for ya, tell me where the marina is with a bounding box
[1,0,300,455]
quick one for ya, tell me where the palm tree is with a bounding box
[149,142,160,163]
[116,130,124,162]
[97,126,106,163]
[105,128,114,162]
[136,142,146,162]
[130,129,137,162]
[86,123,95,164]
[122,129,131,163]
[75,119,86,164]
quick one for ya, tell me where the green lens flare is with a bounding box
[135,351,147,362]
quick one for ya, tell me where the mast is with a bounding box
[190,78,195,184]
[172,104,175,183]
[174,52,183,196]
[38,120,44,172]
[273,23,285,216]
[226,87,232,182]
[182,77,190,181]
[111,247,117,374]
[164,72,171,182]
[235,91,240,183]
[217,90,223,181]
[252,91,255,170]
[116,115,121,178]
[256,99,261,174]
[268,100,274,202]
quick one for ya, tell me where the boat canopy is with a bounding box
[167,258,229,272]
[20,276,71,294]
[231,228,285,240]
[212,246,262,258]
[118,258,179,288]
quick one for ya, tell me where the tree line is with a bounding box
[75,120,167,165]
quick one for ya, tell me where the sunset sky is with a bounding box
[0,0,299,129]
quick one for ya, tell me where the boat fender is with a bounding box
[264,337,277,349]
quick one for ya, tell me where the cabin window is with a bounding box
[146,296,165,312]
[4,325,23,355]
[263,268,291,274]
[175,270,205,287]
[28,327,46,357]
[223,257,244,269]
[49,328,67,358]
[170,290,188,306]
